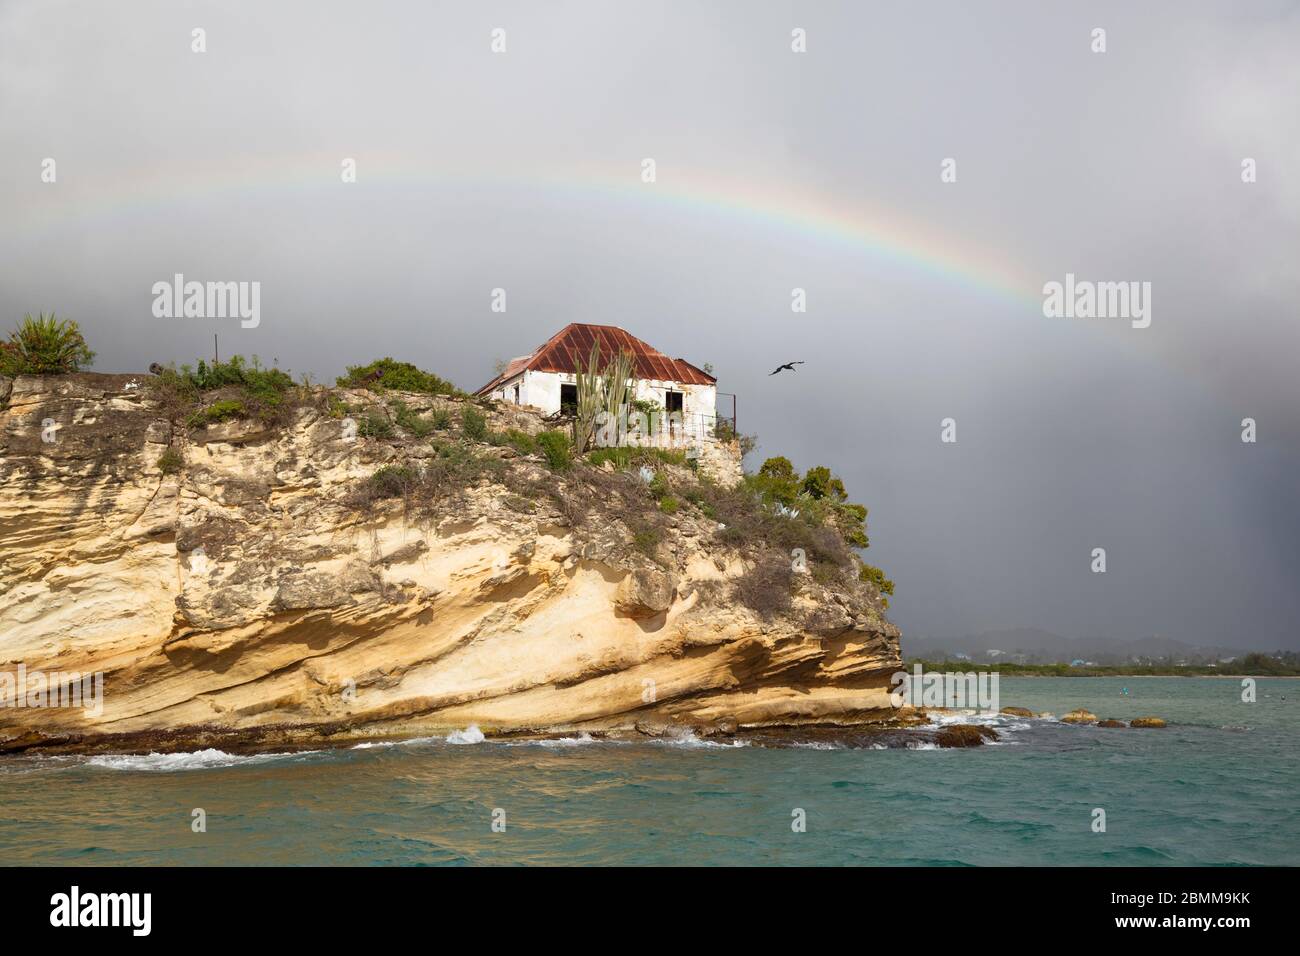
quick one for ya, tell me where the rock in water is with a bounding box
[935,724,998,747]
[1097,719,1127,728]
[1130,716,1167,728]
[1000,706,1034,718]
[1061,708,1098,724]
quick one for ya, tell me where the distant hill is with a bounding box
[905,629,1247,665]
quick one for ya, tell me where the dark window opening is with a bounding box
[560,383,578,413]
[665,391,684,414]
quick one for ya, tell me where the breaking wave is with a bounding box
[85,748,317,772]
[445,725,486,745]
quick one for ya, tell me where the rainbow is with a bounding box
[30,151,1045,310]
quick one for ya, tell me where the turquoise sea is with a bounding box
[1,677,1296,866]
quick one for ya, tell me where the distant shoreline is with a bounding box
[904,659,1300,678]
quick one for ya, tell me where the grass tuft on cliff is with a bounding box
[349,443,505,515]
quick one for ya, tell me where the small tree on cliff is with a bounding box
[0,313,96,375]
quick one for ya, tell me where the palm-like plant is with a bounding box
[0,313,96,375]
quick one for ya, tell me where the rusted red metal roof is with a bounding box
[475,324,716,395]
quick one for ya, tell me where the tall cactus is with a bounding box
[602,348,634,445]
[573,343,604,453]
[572,343,635,454]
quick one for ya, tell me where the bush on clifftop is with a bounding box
[337,358,460,396]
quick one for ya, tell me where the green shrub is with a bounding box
[500,428,539,455]
[427,441,505,490]
[743,457,871,549]
[632,524,662,557]
[648,471,669,499]
[337,358,459,396]
[659,495,679,514]
[698,477,852,569]
[390,400,434,438]
[0,313,95,375]
[358,412,394,438]
[325,394,350,419]
[751,456,800,508]
[537,430,571,471]
[368,464,419,499]
[186,399,247,428]
[801,466,839,500]
[187,356,294,404]
[859,564,895,597]
[680,484,718,519]
[430,408,452,430]
[156,447,184,474]
[461,405,488,442]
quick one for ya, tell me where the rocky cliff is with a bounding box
[0,372,903,754]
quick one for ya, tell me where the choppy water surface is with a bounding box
[1,677,1295,865]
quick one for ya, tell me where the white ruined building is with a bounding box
[474,323,736,451]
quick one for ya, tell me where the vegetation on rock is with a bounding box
[156,446,184,475]
[152,355,299,427]
[460,405,489,442]
[389,399,435,438]
[9,320,894,628]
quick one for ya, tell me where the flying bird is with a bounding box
[769,361,805,376]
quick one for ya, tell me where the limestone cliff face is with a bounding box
[0,373,902,753]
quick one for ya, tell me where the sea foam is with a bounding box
[85,748,314,772]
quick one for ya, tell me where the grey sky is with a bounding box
[2,0,1297,648]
